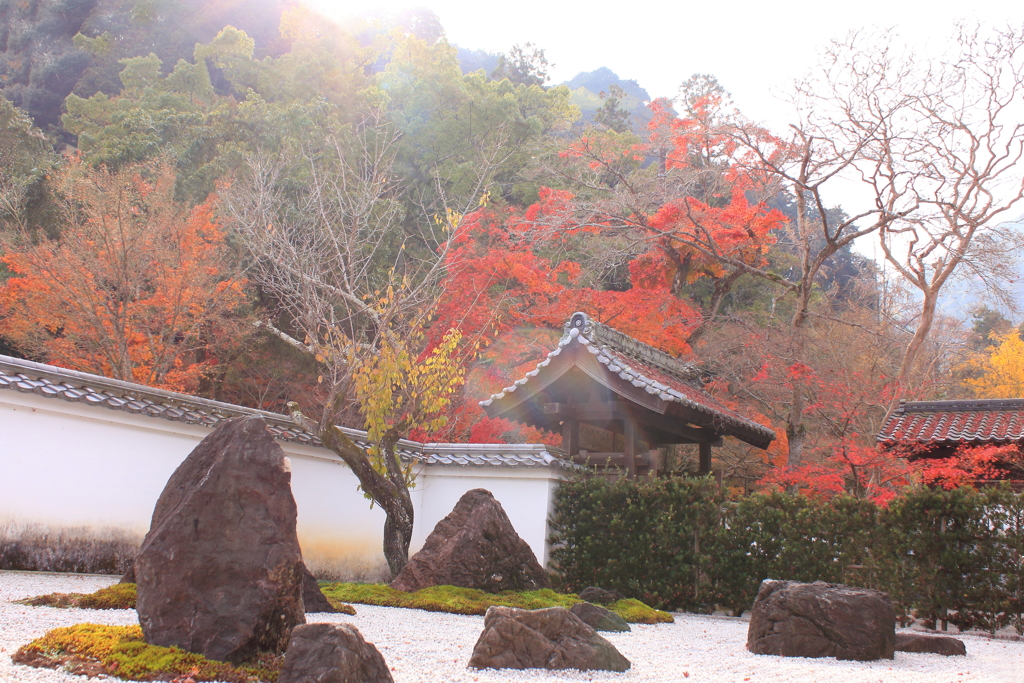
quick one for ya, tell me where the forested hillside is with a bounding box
[1,3,1022,503]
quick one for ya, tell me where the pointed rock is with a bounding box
[301,565,336,613]
[390,488,549,593]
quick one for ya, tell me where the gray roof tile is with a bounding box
[0,354,573,471]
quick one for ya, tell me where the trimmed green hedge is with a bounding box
[550,477,1024,633]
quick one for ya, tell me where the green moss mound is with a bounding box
[609,598,674,624]
[13,623,282,682]
[320,583,673,623]
[16,583,137,610]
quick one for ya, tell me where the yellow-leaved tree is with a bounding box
[967,331,1024,398]
[314,319,464,577]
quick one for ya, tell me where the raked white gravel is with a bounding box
[1,571,1022,683]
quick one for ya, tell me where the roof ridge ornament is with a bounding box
[564,311,592,336]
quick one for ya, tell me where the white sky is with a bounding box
[306,0,1024,132]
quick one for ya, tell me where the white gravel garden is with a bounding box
[2,571,1021,683]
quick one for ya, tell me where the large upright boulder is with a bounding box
[469,606,630,672]
[747,580,896,661]
[134,415,305,663]
[390,488,549,593]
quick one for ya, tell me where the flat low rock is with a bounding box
[747,580,895,661]
[896,632,966,656]
[390,489,549,593]
[468,606,630,672]
[570,602,630,632]
[578,587,624,604]
[134,415,305,663]
[277,623,393,683]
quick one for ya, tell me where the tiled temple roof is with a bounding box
[480,312,776,448]
[0,354,571,470]
[877,398,1024,446]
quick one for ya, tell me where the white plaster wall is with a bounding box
[411,467,561,566]
[0,389,563,577]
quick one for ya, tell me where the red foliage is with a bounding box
[917,443,1023,489]
[428,189,708,443]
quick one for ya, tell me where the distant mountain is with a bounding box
[563,67,650,102]
[560,67,652,131]
[456,47,501,76]
[452,58,654,132]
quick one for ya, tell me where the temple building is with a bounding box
[878,398,1024,480]
[479,312,776,477]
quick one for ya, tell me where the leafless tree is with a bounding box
[820,25,1024,381]
[222,107,512,576]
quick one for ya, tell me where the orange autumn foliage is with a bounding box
[0,160,249,393]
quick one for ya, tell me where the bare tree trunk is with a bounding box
[293,406,418,580]
[382,504,414,578]
[786,281,813,473]
[899,288,938,383]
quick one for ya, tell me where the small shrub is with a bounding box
[16,583,136,610]
[318,582,671,623]
[0,523,139,574]
[13,623,282,682]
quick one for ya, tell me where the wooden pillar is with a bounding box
[698,441,712,475]
[624,415,638,479]
[562,418,579,457]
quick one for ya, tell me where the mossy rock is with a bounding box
[319,583,672,623]
[13,623,282,682]
[16,583,137,610]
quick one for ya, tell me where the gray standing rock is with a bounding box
[277,623,393,683]
[390,488,550,593]
[134,415,305,663]
[570,602,631,632]
[895,632,967,656]
[746,580,895,661]
[469,606,630,672]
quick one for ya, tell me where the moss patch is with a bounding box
[609,598,675,624]
[16,582,138,610]
[320,583,673,623]
[13,623,282,682]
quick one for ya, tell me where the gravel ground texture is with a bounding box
[2,571,1022,683]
